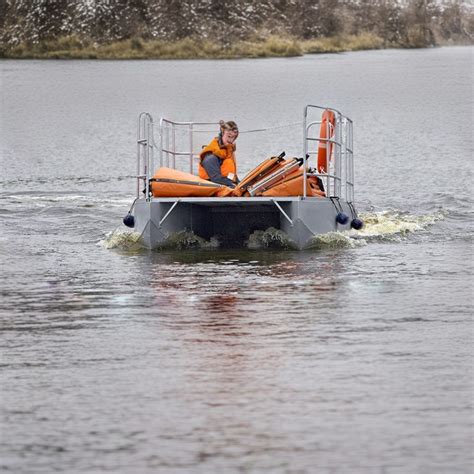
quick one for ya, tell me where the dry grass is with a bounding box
[228,36,302,58]
[302,32,385,54]
[3,33,387,60]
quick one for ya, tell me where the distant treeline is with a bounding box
[1,0,472,59]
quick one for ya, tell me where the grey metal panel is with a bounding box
[150,196,303,204]
[133,196,352,250]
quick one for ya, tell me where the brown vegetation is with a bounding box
[1,0,472,60]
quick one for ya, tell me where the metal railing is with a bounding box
[303,105,354,201]
[136,115,219,199]
[137,112,154,200]
[159,118,220,174]
[136,106,355,201]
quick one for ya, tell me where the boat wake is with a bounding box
[158,231,220,250]
[307,232,364,249]
[99,229,143,250]
[351,209,446,242]
[246,227,297,250]
[304,209,446,249]
[100,209,445,251]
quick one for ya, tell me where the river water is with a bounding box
[1,47,473,473]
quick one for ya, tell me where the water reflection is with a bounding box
[204,294,239,315]
[143,248,348,326]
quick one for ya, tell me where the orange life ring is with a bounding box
[317,110,336,173]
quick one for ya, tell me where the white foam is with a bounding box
[246,227,296,250]
[351,209,446,239]
[98,228,143,249]
[159,231,220,250]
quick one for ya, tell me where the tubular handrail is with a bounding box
[136,104,354,202]
[137,112,154,200]
[158,118,220,174]
[303,105,354,201]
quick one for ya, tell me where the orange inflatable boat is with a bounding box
[149,167,233,198]
[233,152,286,197]
[149,160,324,198]
[261,169,325,197]
[247,157,304,196]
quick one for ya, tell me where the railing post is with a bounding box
[172,123,176,169]
[159,119,163,168]
[145,117,152,201]
[137,115,141,199]
[349,121,354,202]
[165,125,170,167]
[189,123,194,174]
[336,113,342,198]
[342,117,347,202]
[303,106,308,199]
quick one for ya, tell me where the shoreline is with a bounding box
[2,34,471,60]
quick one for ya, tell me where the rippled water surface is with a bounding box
[1,47,473,473]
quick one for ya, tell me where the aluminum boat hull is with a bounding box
[133,196,352,249]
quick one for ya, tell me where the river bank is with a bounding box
[3,33,469,60]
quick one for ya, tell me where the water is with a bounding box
[1,47,473,473]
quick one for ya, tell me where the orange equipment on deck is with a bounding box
[233,152,286,197]
[150,167,233,198]
[149,155,325,199]
[261,169,325,197]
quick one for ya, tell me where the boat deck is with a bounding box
[149,196,314,205]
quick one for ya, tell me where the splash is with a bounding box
[159,230,220,250]
[307,232,365,249]
[304,209,445,248]
[100,209,445,251]
[246,227,297,250]
[99,228,143,250]
[351,209,446,241]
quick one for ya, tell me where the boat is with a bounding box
[122,105,363,249]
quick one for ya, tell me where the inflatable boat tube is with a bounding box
[150,167,232,197]
[262,170,325,197]
[233,152,286,197]
[248,157,303,196]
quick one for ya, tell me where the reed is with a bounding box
[2,33,389,60]
[302,33,385,54]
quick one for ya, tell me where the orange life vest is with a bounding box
[199,137,237,182]
[317,110,336,173]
